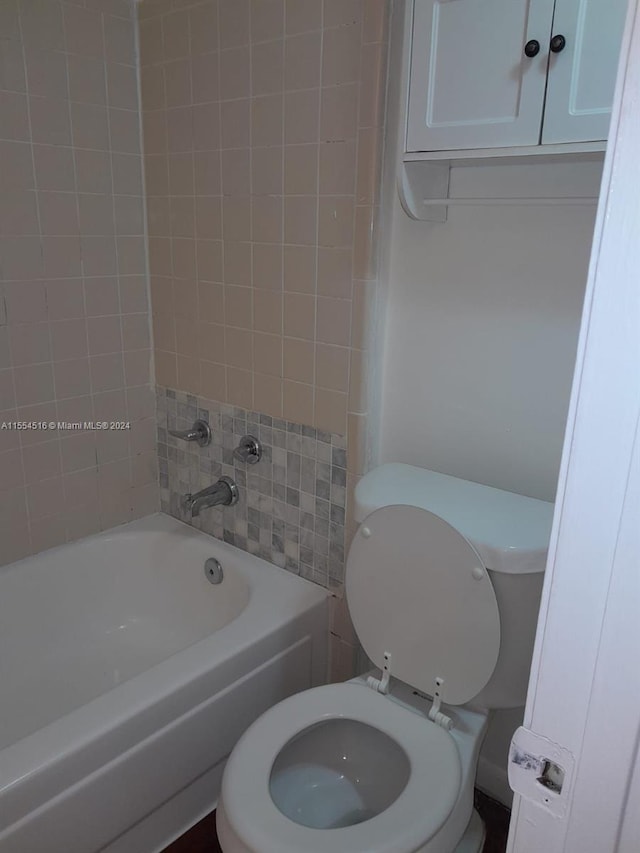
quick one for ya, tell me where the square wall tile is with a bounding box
[0,2,155,567]
[156,386,346,587]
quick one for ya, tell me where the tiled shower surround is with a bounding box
[157,386,347,588]
[0,0,388,667]
[0,0,156,567]
[138,0,389,443]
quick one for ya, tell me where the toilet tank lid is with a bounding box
[354,464,554,575]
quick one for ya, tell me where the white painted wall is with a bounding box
[376,182,597,803]
[376,183,598,805]
[379,192,597,502]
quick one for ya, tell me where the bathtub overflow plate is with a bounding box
[204,557,223,584]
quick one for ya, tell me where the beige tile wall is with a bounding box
[138,0,388,675]
[0,0,157,567]
[138,0,388,439]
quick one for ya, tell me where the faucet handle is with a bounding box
[233,434,262,465]
[169,419,212,447]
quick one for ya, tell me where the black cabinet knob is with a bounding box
[524,39,540,58]
[550,34,566,53]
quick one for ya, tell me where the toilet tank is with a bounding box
[354,464,554,709]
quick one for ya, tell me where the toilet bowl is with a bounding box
[217,464,553,853]
[217,680,488,853]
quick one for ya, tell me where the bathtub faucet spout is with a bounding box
[183,476,239,517]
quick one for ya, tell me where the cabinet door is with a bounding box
[541,0,628,144]
[406,0,555,152]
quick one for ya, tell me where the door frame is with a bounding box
[508,0,640,849]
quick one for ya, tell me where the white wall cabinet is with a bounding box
[541,0,629,144]
[406,0,627,153]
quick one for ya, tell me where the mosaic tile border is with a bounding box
[156,386,347,588]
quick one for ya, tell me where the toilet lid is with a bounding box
[346,505,500,705]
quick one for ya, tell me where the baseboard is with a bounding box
[476,755,513,808]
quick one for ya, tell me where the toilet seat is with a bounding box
[220,682,461,853]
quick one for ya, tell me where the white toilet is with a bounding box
[217,463,553,853]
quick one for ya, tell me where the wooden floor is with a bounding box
[163,812,220,853]
[475,790,511,852]
[163,791,510,853]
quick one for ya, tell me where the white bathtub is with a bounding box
[0,514,328,853]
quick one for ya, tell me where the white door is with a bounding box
[541,0,628,143]
[406,0,555,152]
[508,0,640,850]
